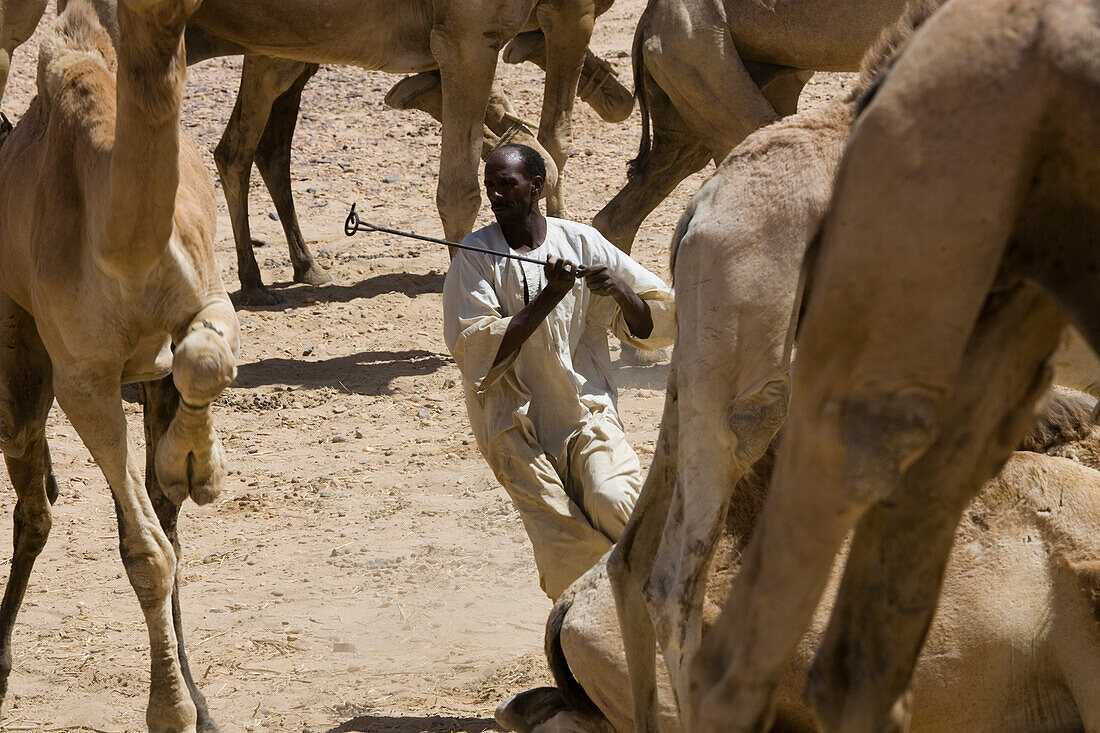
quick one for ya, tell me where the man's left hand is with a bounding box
[579,264,629,300]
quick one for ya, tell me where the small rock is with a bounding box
[585,148,595,156]
[332,641,357,654]
[202,554,217,564]
[416,409,431,420]
[267,211,280,221]
[354,429,364,439]
[317,247,333,259]
[302,345,315,356]
[637,389,654,398]
[331,434,348,443]
[306,187,316,194]
[382,173,400,184]
[443,378,456,389]
[271,589,285,597]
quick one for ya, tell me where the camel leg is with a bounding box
[534,0,596,219]
[141,376,220,732]
[806,284,1063,732]
[432,27,503,241]
[215,54,312,306]
[253,62,331,288]
[607,361,678,733]
[0,295,54,704]
[591,74,710,253]
[154,301,238,508]
[55,375,195,733]
[384,73,561,197]
[503,30,634,123]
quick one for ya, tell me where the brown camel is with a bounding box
[0,0,238,730]
[497,387,1100,733]
[592,0,914,252]
[177,0,627,304]
[691,0,1100,730]
[590,3,943,729]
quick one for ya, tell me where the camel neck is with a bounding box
[101,3,193,277]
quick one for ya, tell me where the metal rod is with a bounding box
[344,203,552,266]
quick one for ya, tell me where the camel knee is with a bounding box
[833,388,940,505]
[121,544,176,607]
[726,376,790,468]
[436,181,481,241]
[13,501,51,557]
[172,325,235,406]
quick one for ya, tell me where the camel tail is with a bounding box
[545,586,605,719]
[37,0,116,105]
[627,8,653,178]
[667,197,698,286]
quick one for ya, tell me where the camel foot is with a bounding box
[196,713,222,733]
[232,286,281,307]
[294,263,332,286]
[619,344,672,366]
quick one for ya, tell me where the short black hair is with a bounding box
[491,143,547,182]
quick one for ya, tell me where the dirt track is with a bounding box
[0,2,850,730]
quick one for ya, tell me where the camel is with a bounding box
[497,387,1100,733]
[588,4,946,729]
[176,0,627,303]
[690,0,1100,730]
[0,0,238,729]
[592,0,917,253]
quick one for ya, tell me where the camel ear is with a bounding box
[1064,558,1100,626]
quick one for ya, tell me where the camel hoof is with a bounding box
[294,264,332,286]
[587,82,635,124]
[384,72,440,111]
[619,344,672,366]
[232,286,281,307]
[495,687,569,732]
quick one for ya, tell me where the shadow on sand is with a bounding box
[326,714,502,733]
[233,271,445,311]
[234,348,449,396]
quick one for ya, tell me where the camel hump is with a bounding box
[37,0,116,104]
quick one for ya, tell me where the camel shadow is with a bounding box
[233,271,445,311]
[326,715,501,732]
[234,348,449,395]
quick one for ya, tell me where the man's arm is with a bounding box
[492,256,579,368]
[579,264,653,339]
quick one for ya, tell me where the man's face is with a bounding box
[484,151,542,222]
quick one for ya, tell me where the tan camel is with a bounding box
[692,0,1100,730]
[497,387,1100,733]
[175,0,624,303]
[0,0,238,730]
[591,4,944,729]
[592,0,915,252]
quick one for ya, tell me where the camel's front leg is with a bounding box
[432,28,503,241]
[55,374,195,733]
[607,362,678,733]
[806,285,1062,733]
[156,301,238,507]
[534,0,595,219]
[142,376,221,732]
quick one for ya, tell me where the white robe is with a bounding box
[443,218,674,597]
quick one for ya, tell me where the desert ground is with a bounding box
[0,2,851,730]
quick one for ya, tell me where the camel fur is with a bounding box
[693,0,1100,730]
[499,387,1100,733]
[0,0,238,729]
[592,0,917,252]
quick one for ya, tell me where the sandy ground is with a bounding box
[0,3,850,731]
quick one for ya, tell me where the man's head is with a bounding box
[484,144,546,223]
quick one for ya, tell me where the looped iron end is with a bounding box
[344,203,361,237]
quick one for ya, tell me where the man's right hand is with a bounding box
[545,255,579,294]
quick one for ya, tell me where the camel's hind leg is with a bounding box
[141,376,220,732]
[807,284,1063,732]
[215,54,313,306]
[607,361,679,733]
[0,294,55,704]
[253,62,331,288]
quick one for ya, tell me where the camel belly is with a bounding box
[190,0,438,71]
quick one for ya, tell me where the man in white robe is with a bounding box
[443,144,675,599]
